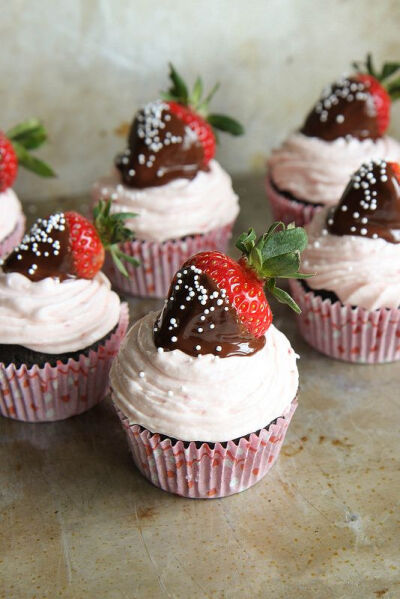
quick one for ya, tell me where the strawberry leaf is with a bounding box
[235,228,256,254]
[261,227,308,260]
[381,62,400,81]
[267,280,301,314]
[207,114,244,136]
[7,119,49,150]
[167,63,188,103]
[366,53,377,78]
[236,221,311,312]
[12,141,55,177]
[94,199,139,276]
[191,77,203,107]
[110,247,129,277]
[261,253,300,278]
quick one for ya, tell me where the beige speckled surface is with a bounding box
[1,176,399,598]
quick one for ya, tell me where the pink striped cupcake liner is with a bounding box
[265,176,320,227]
[115,397,298,498]
[103,223,234,298]
[0,303,129,422]
[0,215,25,258]
[290,280,400,363]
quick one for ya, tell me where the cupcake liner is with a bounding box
[290,280,400,364]
[0,215,25,258]
[265,176,320,227]
[115,397,298,498]
[103,223,234,298]
[0,303,129,422]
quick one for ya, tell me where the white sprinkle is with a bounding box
[195,345,201,351]
[139,371,145,378]
[216,346,222,352]
[197,328,203,333]
[157,347,164,354]
[171,336,177,342]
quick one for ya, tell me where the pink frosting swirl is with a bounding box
[0,270,121,353]
[268,133,400,205]
[92,159,239,242]
[110,311,298,442]
[302,208,400,310]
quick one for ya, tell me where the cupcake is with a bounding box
[290,160,400,363]
[92,64,243,298]
[267,55,400,226]
[0,200,134,422]
[111,222,309,498]
[0,119,55,257]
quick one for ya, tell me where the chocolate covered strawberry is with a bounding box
[154,223,310,357]
[1,200,138,281]
[301,54,400,141]
[0,119,55,192]
[328,159,400,243]
[115,64,244,189]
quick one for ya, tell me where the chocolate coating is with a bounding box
[115,101,206,189]
[154,265,265,358]
[301,76,380,141]
[328,160,400,243]
[2,213,72,281]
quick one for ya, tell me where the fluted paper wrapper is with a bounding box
[0,215,25,258]
[115,398,297,498]
[266,176,320,227]
[103,223,233,298]
[0,303,129,422]
[291,280,400,363]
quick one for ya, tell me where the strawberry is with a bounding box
[2,200,138,282]
[302,54,400,141]
[161,63,244,165]
[167,100,216,164]
[64,211,105,279]
[184,251,272,338]
[154,223,310,358]
[0,133,18,192]
[0,119,55,192]
[355,73,391,136]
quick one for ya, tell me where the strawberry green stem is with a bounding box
[93,199,139,277]
[235,222,313,313]
[160,63,244,137]
[7,118,56,177]
[352,53,400,100]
